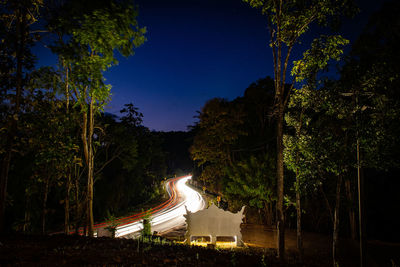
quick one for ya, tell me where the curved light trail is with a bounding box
[95,175,205,238]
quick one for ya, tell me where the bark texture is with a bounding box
[296,184,303,261]
[345,179,356,240]
[276,106,285,259]
[333,175,343,266]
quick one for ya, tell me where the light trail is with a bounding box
[96,175,205,238]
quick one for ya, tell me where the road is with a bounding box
[94,175,205,238]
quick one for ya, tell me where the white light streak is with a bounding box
[114,175,205,238]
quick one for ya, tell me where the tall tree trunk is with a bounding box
[23,194,31,232]
[0,151,11,233]
[333,174,343,266]
[64,65,72,234]
[296,178,303,261]
[65,62,70,110]
[270,202,274,225]
[276,105,285,259]
[64,171,71,234]
[80,96,95,237]
[295,108,304,261]
[74,170,80,235]
[265,202,273,226]
[345,179,356,240]
[320,184,334,223]
[42,175,50,235]
[81,110,89,235]
[357,135,366,267]
[87,97,95,236]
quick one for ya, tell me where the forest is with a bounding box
[1,0,400,266]
[190,0,400,264]
[0,0,194,235]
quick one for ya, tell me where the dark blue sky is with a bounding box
[35,0,387,131]
[105,0,272,131]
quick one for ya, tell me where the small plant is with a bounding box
[141,209,152,237]
[261,254,266,267]
[104,212,119,238]
[230,252,237,266]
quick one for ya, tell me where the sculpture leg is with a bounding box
[236,234,244,247]
[185,234,191,245]
[210,235,216,244]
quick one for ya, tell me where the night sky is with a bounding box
[35,0,387,131]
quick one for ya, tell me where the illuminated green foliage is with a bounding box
[225,154,275,224]
[142,209,152,237]
[292,35,349,84]
[243,0,356,259]
[48,0,146,236]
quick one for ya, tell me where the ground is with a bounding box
[0,233,292,266]
[242,224,400,267]
[162,224,400,267]
[1,224,399,266]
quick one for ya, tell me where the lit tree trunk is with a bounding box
[276,103,285,259]
[295,109,304,261]
[345,179,356,240]
[65,63,70,110]
[265,202,273,226]
[320,183,334,222]
[87,97,95,236]
[296,177,303,261]
[23,194,31,232]
[0,151,11,233]
[273,2,291,258]
[74,169,80,235]
[64,66,71,234]
[333,174,343,266]
[356,127,366,267]
[81,110,89,235]
[64,172,71,234]
[42,174,50,235]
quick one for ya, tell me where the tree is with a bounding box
[93,104,166,221]
[242,0,355,258]
[0,0,41,233]
[17,66,81,234]
[284,90,310,260]
[338,2,400,264]
[49,0,146,236]
[285,85,352,265]
[190,98,246,193]
[223,77,277,222]
[285,85,356,265]
[225,154,276,225]
[191,78,277,222]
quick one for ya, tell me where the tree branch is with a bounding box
[94,148,123,177]
[283,82,295,109]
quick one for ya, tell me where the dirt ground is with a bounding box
[162,223,400,267]
[1,224,399,266]
[243,224,400,267]
[0,234,297,266]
